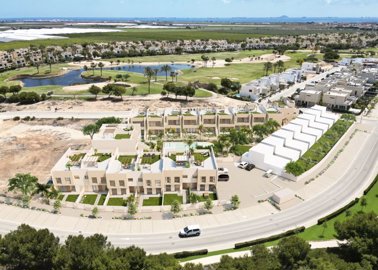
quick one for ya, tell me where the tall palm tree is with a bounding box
[90,62,97,76]
[160,64,171,81]
[153,68,159,82]
[144,67,154,94]
[98,62,104,77]
[170,71,176,82]
[8,173,38,206]
[263,62,273,76]
[277,60,285,73]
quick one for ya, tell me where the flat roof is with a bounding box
[261,137,300,161]
[298,114,329,132]
[272,130,309,154]
[282,124,316,146]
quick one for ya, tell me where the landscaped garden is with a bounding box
[163,194,183,205]
[97,194,107,206]
[143,196,163,206]
[94,153,112,162]
[196,193,217,202]
[107,197,127,206]
[65,194,79,203]
[69,153,85,162]
[118,155,137,165]
[193,152,209,163]
[81,194,98,205]
[141,154,160,165]
[115,134,131,140]
[285,118,354,176]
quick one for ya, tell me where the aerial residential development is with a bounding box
[0,1,377,269]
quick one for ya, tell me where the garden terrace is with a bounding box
[69,153,85,162]
[141,154,160,165]
[163,194,183,205]
[193,152,210,163]
[107,197,127,206]
[93,153,112,162]
[118,155,137,165]
[115,134,131,139]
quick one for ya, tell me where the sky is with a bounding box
[1,0,378,18]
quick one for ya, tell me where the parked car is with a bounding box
[218,174,230,181]
[245,164,255,171]
[179,225,201,238]
[238,161,249,169]
[218,167,229,174]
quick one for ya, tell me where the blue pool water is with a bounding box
[19,64,192,87]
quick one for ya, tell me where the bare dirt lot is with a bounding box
[0,119,91,187]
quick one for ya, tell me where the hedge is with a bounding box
[317,198,360,225]
[173,249,208,259]
[363,174,378,195]
[234,227,305,249]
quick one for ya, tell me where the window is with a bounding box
[119,180,125,187]
[65,177,71,184]
[200,184,206,191]
[156,180,161,187]
[121,188,127,195]
[110,181,116,187]
[174,177,180,183]
[128,178,133,182]
[146,180,151,186]
[101,177,106,184]
[183,175,188,179]
[210,176,215,182]
[166,185,171,192]
[138,178,143,182]
[147,188,153,195]
[74,175,79,180]
[92,177,97,184]
[112,189,117,195]
[201,176,206,183]
[56,178,62,184]
[174,185,180,191]
[166,177,171,183]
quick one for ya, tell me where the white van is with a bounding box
[179,225,201,237]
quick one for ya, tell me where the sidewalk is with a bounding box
[180,240,345,266]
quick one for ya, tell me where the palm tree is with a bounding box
[273,62,278,73]
[296,58,304,67]
[170,71,176,82]
[198,124,204,140]
[144,67,154,94]
[153,68,159,82]
[98,62,104,77]
[211,57,216,68]
[277,60,285,73]
[160,64,171,81]
[90,62,97,76]
[8,173,38,206]
[263,62,273,76]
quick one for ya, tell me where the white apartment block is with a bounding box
[51,124,218,196]
[242,105,339,177]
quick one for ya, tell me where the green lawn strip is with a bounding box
[94,153,112,162]
[57,194,65,201]
[196,193,218,202]
[65,194,79,203]
[141,154,160,165]
[97,194,107,206]
[107,197,127,206]
[81,194,98,205]
[115,134,131,139]
[231,145,251,156]
[193,152,209,163]
[143,197,163,206]
[163,194,183,205]
[179,175,378,262]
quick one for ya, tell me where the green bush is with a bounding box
[234,227,305,249]
[7,94,20,103]
[317,198,360,225]
[18,92,41,105]
[363,174,378,195]
[173,249,208,259]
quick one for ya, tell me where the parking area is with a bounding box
[216,161,303,208]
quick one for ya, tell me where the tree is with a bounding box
[91,207,99,218]
[160,64,171,81]
[144,67,154,94]
[204,197,214,212]
[230,195,240,209]
[201,55,209,67]
[0,224,59,270]
[127,195,138,217]
[263,62,273,76]
[131,87,137,96]
[285,161,304,176]
[113,86,126,100]
[274,236,311,269]
[98,62,104,77]
[45,58,53,73]
[360,197,367,211]
[252,124,269,141]
[88,85,101,100]
[34,62,41,74]
[277,60,285,73]
[296,58,304,67]
[170,200,182,215]
[82,124,100,139]
[8,173,38,206]
[265,119,280,134]
[0,85,9,98]
[250,244,280,270]
[53,199,62,214]
[170,71,176,82]
[90,62,97,76]
[9,85,22,95]
[321,221,328,238]
[153,68,159,82]
[189,192,199,204]
[183,85,195,101]
[211,56,216,67]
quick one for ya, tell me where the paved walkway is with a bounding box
[181,240,345,266]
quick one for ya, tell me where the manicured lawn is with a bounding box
[193,152,209,163]
[81,194,98,205]
[97,194,107,206]
[194,88,212,97]
[163,194,183,205]
[197,193,218,202]
[57,194,65,201]
[107,197,127,206]
[231,145,251,156]
[94,153,112,162]
[118,155,137,165]
[143,197,163,206]
[115,134,131,139]
[141,154,160,165]
[65,194,79,203]
[286,119,353,176]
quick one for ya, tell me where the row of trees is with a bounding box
[263,60,286,76]
[1,211,376,270]
[162,82,196,100]
[0,85,48,105]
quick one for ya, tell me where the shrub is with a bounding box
[18,92,41,105]
[317,198,360,225]
[13,116,20,121]
[0,95,6,103]
[173,249,208,259]
[7,94,20,103]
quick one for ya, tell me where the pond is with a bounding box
[18,64,192,87]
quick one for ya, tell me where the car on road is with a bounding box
[218,174,230,181]
[179,225,201,238]
[245,164,255,171]
[218,167,229,174]
[238,161,249,169]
